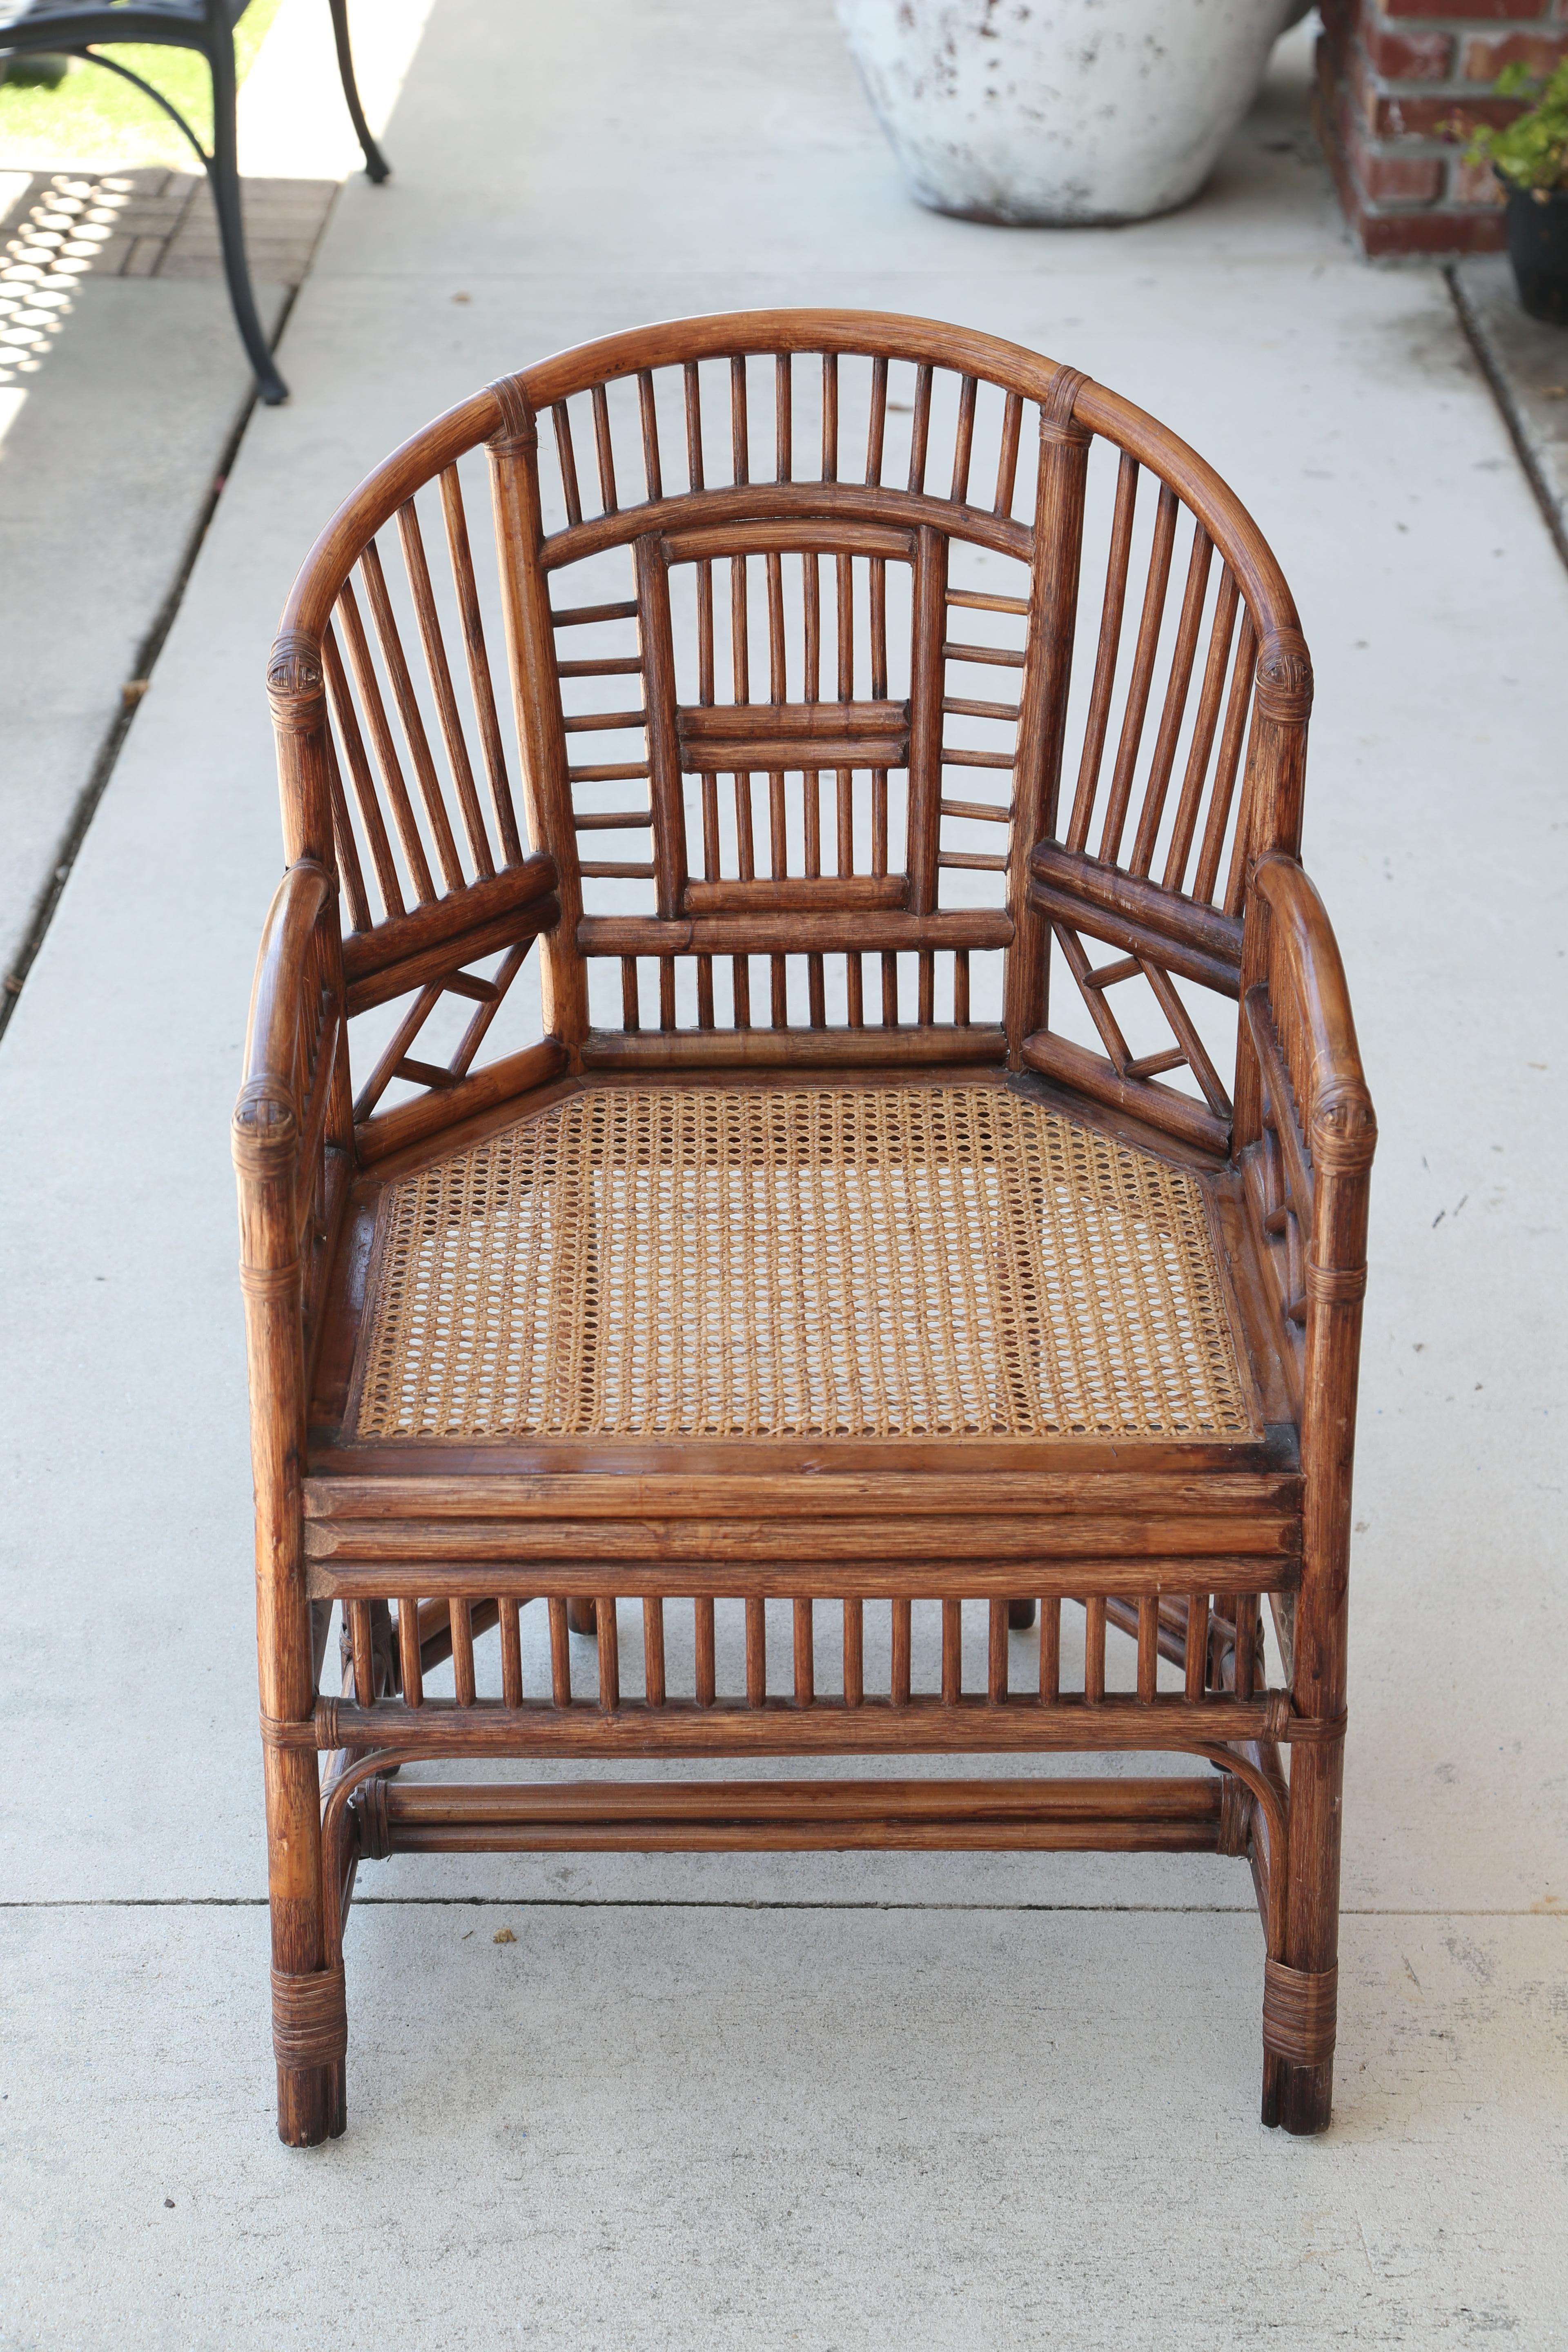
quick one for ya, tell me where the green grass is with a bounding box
[0,0,283,171]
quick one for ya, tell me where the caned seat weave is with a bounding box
[350,1084,1256,1444]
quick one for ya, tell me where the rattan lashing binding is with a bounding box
[350,1083,1256,1444]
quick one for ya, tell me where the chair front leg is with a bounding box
[265,1741,345,2145]
[1263,1734,1343,2134]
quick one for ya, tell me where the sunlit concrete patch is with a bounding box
[237,0,438,180]
[0,172,133,393]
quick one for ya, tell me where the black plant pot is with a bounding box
[1503,180,1568,327]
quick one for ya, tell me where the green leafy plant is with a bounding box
[1459,59,1568,195]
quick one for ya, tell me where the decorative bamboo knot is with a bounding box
[1280,1708,1348,1746]
[1253,634,1313,724]
[351,1776,392,1861]
[265,630,326,728]
[1262,1958,1337,2069]
[1305,1259,1367,1305]
[238,1260,303,1304]
[258,1710,320,1748]
[270,1962,347,2070]
[1216,1772,1250,1858]
[1310,1089,1378,1174]
[487,374,538,453]
[232,1079,298,1178]
[1040,365,1091,445]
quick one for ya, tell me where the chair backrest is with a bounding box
[269,311,1312,1166]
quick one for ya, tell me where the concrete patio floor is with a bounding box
[2,4,1566,2346]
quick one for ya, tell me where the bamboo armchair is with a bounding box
[236,311,1375,2147]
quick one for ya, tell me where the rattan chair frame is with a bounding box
[236,310,1375,2146]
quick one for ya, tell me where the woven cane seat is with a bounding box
[348,1083,1256,1446]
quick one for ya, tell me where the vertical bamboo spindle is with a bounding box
[906,525,948,918]
[1085,1596,1106,1703]
[1234,1591,1258,1704]
[942,1599,962,1704]
[892,1598,912,1704]
[1138,1595,1158,1703]
[637,367,662,502]
[597,1595,619,1711]
[643,1597,666,1706]
[500,1600,523,1708]
[485,377,587,1054]
[745,1597,766,1706]
[1234,634,1312,1152]
[397,1597,423,1706]
[1039,1597,1061,1705]
[1004,368,1089,1062]
[450,1599,476,1706]
[844,1598,864,1707]
[866,354,888,486]
[348,1600,374,1705]
[988,1599,1008,1702]
[695,1598,716,1707]
[548,1597,571,1707]
[635,535,687,919]
[1186,1594,1209,1701]
[794,1599,815,1706]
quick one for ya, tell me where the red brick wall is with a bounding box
[1315,0,1568,256]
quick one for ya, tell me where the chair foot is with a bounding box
[271,1957,348,2143]
[276,2059,346,2145]
[1007,1597,1036,1630]
[567,1597,597,1635]
[1263,2057,1333,2135]
[1261,1957,1338,2132]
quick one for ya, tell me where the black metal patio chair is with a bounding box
[0,0,389,401]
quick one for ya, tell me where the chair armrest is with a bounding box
[1242,860,1375,1739]
[1242,858,1376,1317]
[241,860,334,1099]
[232,859,347,1292]
[1250,853,1375,1198]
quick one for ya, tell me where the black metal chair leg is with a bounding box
[327,0,391,183]
[205,27,288,403]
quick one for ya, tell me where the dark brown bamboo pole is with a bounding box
[235,873,339,2146]
[1004,369,1089,1060]
[486,379,587,1056]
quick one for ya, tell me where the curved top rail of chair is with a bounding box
[275,309,1302,654]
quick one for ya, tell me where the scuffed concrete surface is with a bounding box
[1,6,1565,2345]
[3,1907,1566,2350]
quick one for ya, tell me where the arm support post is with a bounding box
[1246,851,1375,2133]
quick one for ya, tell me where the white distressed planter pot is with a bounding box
[838,0,1296,227]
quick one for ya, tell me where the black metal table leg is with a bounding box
[327,0,390,183]
[205,24,288,402]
